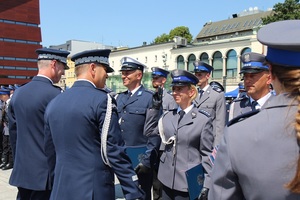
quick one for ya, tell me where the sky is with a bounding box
[40,0,284,48]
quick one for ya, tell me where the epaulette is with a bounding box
[199,109,211,118]
[144,88,154,94]
[96,88,108,93]
[53,85,63,92]
[233,96,248,102]
[227,109,260,127]
[167,90,173,95]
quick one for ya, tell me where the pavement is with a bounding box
[0,168,17,200]
[0,168,125,200]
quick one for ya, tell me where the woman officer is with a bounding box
[209,20,300,199]
[157,69,214,200]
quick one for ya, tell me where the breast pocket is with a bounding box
[128,107,147,115]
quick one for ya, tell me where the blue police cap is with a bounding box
[0,87,10,95]
[171,69,199,86]
[257,20,300,68]
[36,48,70,70]
[120,57,146,72]
[151,67,169,78]
[193,61,214,73]
[71,49,114,73]
[240,52,268,74]
[238,82,245,90]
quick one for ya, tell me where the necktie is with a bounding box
[198,88,204,99]
[178,110,185,123]
[251,101,258,111]
[126,91,132,101]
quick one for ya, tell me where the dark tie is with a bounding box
[198,88,204,99]
[251,101,258,111]
[126,91,132,101]
[178,110,185,123]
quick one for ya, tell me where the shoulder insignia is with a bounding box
[199,109,211,117]
[227,109,260,127]
[144,88,154,94]
[233,96,248,102]
[53,85,63,92]
[167,90,173,95]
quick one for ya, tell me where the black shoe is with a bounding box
[0,162,7,168]
[2,163,13,170]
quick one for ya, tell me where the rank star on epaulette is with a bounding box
[137,91,143,96]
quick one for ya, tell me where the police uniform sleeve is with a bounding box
[102,97,145,200]
[208,127,245,200]
[198,111,214,189]
[214,92,227,146]
[43,101,56,189]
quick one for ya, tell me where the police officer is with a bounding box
[150,67,177,200]
[7,48,70,200]
[115,57,160,200]
[209,20,300,199]
[44,49,144,200]
[151,67,177,112]
[192,61,226,146]
[227,52,273,122]
[157,69,214,200]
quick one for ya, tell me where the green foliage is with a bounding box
[154,26,193,44]
[154,33,170,43]
[262,0,300,24]
[169,26,193,43]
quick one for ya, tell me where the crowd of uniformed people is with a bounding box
[1,20,299,200]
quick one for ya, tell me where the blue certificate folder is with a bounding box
[185,163,205,200]
[126,146,147,168]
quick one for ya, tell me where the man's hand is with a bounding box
[152,86,163,110]
[134,163,151,174]
[198,187,209,200]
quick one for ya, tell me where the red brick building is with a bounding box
[0,0,42,85]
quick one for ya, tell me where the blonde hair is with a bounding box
[189,85,198,101]
[271,64,300,193]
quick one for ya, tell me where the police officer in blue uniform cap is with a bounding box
[116,57,161,200]
[150,67,177,200]
[192,61,226,146]
[209,20,300,199]
[36,47,70,70]
[155,69,213,200]
[44,49,144,200]
[151,67,177,112]
[226,52,273,124]
[7,48,70,200]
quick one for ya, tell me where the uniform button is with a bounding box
[121,129,124,132]
[124,111,126,113]
[122,119,124,123]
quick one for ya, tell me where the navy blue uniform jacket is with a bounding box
[8,76,62,190]
[116,85,160,168]
[44,81,143,200]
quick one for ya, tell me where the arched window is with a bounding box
[200,53,209,63]
[177,55,185,70]
[212,51,223,79]
[226,49,237,78]
[187,54,196,72]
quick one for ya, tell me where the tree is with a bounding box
[153,26,193,44]
[262,0,300,24]
[154,33,169,43]
[169,26,193,43]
